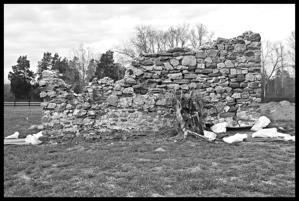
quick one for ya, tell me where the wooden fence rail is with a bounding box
[4,102,41,107]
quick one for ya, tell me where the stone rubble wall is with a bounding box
[39,31,262,142]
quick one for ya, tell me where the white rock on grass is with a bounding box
[252,128,278,138]
[28,125,37,130]
[25,134,42,145]
[251,116,271,131]
[203,130,217,141]
[5,131,20,139]
[37,125,44,130]
[32,131,43,139]
[277,132,295,141]
[223,133,248,144]
[211,122,228,133]
[155,147,166,152]
[252,128,295,141]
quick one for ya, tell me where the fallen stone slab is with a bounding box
[4,131,44,145]
[4,139,30,145]
[251,128,295,142]
[251,116,271,131]
[277,132,295,141]
[252,128,278,138]
[203,130,217,141]
[5,131,20,139]
[211,122,228,133]
[223,133,248,144]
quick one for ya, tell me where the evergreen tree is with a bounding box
[8,56,34,100]
[95,50,124,81]
[36,52,53,80]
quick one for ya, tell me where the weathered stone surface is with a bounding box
[244,51,255,57]
[245,73,255,81]
[215,86,225,94]
[168,73,183,80]
[107,94,118,106]
[118,97,133,108]
[197,63,205,68]
[153,66,163,71]
[169,59,179,66]
[195,50,206,58]
[207,49,218,57]
[232,93,241,99]
[217,63,226,68]
[132,95,145,107]
[229,82,240,88]
[240,82,248,88]
[182,56,196,66]
[220,112,235,118]
[247,42,261,50]
[236,74,245,82]
[47,103,56,109]
[140,59,154,66]
[248,33,261,42]
[234,44,246,52]
[225,60,234,68]
[219,68,230,74]
[248,82,259,88]
[123,87,134,94]
[164,62,173,70]
[42,70,56,78]
[184,73,197,79]
[204,57,213,63]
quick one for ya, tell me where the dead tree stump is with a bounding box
[173,91,213,141]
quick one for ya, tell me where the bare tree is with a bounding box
[189,23,214,49]
[115,23,214,66]
[72,43,100,85]
[176,23,190,47]
[261,40,287,99]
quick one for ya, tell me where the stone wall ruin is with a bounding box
[39,31,262,142]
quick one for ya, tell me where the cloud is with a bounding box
[4,4,295,83]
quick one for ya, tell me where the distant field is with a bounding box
[4,106,295,197]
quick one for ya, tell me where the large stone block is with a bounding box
[164,62,173,70]
[234,44,246,52]
[207,49,218,57]
[245,73,255,81]
[225,60,234,68]
[184,73,197,79]
[195,50,206,58]
[169,59,179,66]
[168,73,183,80]
[123,87,134,94]
[118,97,133,108]
[217,63,226,68]
[107,94,118,106]
[182,56,196,66]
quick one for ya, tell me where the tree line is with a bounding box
[7,49,125,101]
[115,23,214,65]
[6,23,295,102]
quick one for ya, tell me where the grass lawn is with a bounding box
[3,106,295,197]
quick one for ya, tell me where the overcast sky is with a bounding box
[4,4,295,83]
